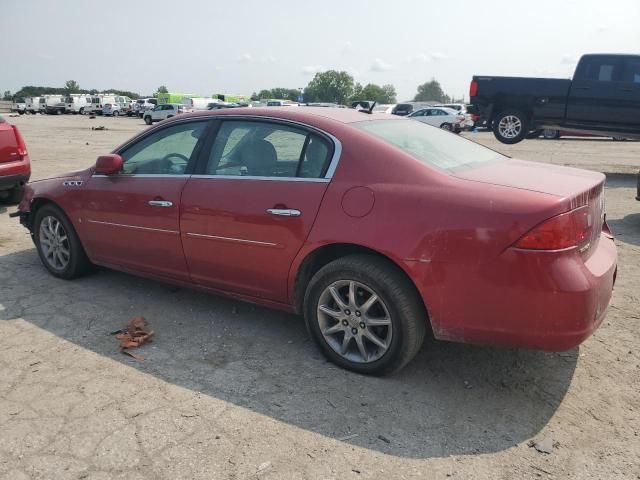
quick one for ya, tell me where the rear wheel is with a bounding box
[304,255,427,375]
[493,109,530,144]
[33,204,93,279]
[113,110,119,117]
[144,115,152,125]
[542,129,561,140]
[79,107,85,115]
[439,123,452,131]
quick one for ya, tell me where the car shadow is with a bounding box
[0,248,577,459]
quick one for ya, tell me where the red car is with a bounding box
[0,115,31,203]
[13,108,617,374]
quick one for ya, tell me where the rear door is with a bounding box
[81,119,210,280]
[180,118,336,303]
[566,55,624,126]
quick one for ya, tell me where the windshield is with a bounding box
[353,119,505,172]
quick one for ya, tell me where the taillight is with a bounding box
[11,125,28,158]
[469,80,478,97]
[514,207,592,250]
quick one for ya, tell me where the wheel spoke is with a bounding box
[365,316,391,327]
[360,294,378,316]
[348,281,356,307]
[354,335,368,361]
[340,332,352,354]
[329,286,347,310]
[323,322,344,336]
[363,329,387,349]
[319,304,342,319]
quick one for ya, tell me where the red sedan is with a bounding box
[0,115,31,203]
[13,108,617,374]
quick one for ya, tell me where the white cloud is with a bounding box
[301,65,324,74]
[596,24,609,32]
[370,58,392,72]
[342,41,353,53]
[430,52,448,61]
[238,53,253,63]
[262,55,276,63]
[409,53,431,63]
[561,54,577,65]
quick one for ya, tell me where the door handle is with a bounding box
[148,200,173,207]
[574,86,590,90]
[266,208,301,217]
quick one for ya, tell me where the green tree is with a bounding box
[381,84,397,103]
[157,85,168,94]
[303,70,354,104]
[269,88,302,101]
[257,89,273,100]
[250,92,259,101]
[2,90,12,101]
[413,79,450,103]
[64,80,80,93]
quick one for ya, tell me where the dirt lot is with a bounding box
[1,114,639,480]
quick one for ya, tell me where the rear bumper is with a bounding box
[407,233,617,351]
[0,173,30,191]
[0,157,31,191]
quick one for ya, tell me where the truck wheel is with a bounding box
[144,116,152,125]
[493,110,530,144]
[525,129,543,139]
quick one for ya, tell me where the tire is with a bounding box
[79,107,85,115]
[33,204,93,280]
[113,110,119,117]
[56,109,62,115]
[439,123,452,131]
[525,129,543,139]
[542,129,561,140]
[144,116,152,125]
[492,109,530,144]
[304,254,427,375]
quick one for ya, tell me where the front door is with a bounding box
[566,55,623,127]
[80,119,210,280]
[180,119,335,303]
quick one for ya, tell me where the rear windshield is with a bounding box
[353,119,505,172]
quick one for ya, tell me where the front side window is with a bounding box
[119,121,207,175]
[354,119,504,172]
[623,58,640,83]
[582,59,617,82]
[205,121,331,178]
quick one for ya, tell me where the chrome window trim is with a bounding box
[87,219,178,235]
[185,232,278,247]
[190,174,329,183]
[92,174,190,178]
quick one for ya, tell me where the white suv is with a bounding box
[143,104,184,124]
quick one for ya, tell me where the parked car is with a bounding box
[351,100,375,110]
[102,103,122,116]
[408,107,466,132]
[41,95,66,114]
[0,115,30,203]
[391,103,414,116]
[10,98,26,114]
[25,97,41,114]
[372,104,395,114]
[132,98,157,117]
[207,102,242,110]
[181,97,218,112]
[470,53,640,144]
[142,103,185,124]
[434,103,474,129]
[12,107,617,375]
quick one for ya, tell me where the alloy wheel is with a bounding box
[317,280,392,363]
[498,115,522,139]
[39,216,70,270]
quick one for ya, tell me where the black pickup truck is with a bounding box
[470,54,640,144]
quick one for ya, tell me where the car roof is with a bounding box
[180,106,403,124]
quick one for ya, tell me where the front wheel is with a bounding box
[144,116,152,125]
[492,110,530,144]
[33,204,93,279]
[113,110,119,117]
[304,255,427,375]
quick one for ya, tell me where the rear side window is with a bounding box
[623,58,640,83]
[580,58,619,82]
[354,119,504,172]
[206,120,331,178]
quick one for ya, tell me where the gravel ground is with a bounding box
[1,114,639,480]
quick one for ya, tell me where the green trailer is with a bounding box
[156,92,197,104]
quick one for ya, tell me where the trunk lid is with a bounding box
[455,159,606,256]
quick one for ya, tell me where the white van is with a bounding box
[180,97,216,112]
[40,95,66,114]
[25,97,41,114]
[67,94,92,114]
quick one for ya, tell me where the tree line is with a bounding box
[4,74,459,105]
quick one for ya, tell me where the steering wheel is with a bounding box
[161,153,189,174]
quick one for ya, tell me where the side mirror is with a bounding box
[95,154,123,175]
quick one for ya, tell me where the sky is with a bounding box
[1,0,639,102]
